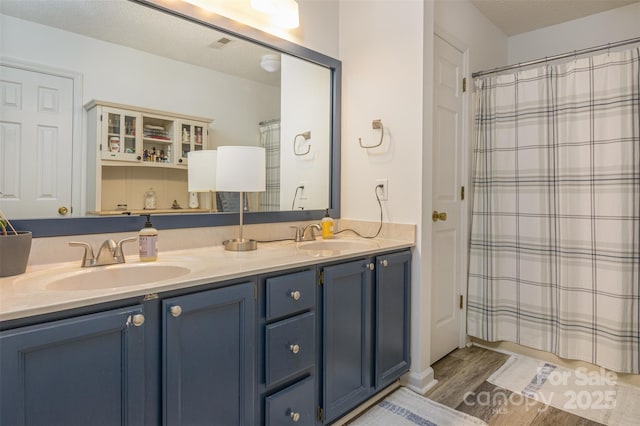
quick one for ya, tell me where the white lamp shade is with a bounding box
[216,146,266,192]
[188,150,217,192]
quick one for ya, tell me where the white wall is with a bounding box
[508,2,640,64]
[0,14,280,149]
[339,0,430,391]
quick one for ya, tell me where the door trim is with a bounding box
[1,56,84,216]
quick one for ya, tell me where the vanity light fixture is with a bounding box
[251,0,299,29]
[182,0,298,31]
[215,146,266,251]
[260,54,281,72]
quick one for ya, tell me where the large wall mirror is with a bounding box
[1,0,341,236]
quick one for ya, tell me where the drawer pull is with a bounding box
[289,410,301,422]
[367,262,375,270]
[289,344,300,354]
[289,290,301,301]
[380,259,388,267]
[170,305,182,317]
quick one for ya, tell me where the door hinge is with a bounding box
[318,271,324,286]
[461,186,465,201]
[462,77,467,93]
[317,406,323,422]
[100,114,103,122]
[459,294,464,309]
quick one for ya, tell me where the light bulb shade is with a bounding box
[260,54,281,72]
[216,146,266,192]
[188,150,217,192]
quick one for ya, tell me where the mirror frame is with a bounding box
[13,0,341,237]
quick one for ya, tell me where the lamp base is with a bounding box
[223,238,258,251]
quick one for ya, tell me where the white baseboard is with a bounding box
[400,367,437,394]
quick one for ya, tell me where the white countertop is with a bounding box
[0,236,413,322]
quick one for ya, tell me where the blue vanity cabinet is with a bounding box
[321,258,374,424]
[0,305,146,426]
[321,250,411,424]
[374,250,411,390]
[258,268,317,426]
[162,281,256,426]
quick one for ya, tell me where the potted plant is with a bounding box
[0,212,32,277]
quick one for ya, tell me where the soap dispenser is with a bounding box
[139,214,158,262]
[321,209,334,239]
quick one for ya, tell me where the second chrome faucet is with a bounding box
[69,237,137,267]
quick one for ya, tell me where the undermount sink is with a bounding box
[45,264,191,291]
[298,238,378,252]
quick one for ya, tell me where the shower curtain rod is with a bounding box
[472,36,640,78]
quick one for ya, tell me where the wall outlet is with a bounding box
[298,181,308,199]
[376,178,388,201]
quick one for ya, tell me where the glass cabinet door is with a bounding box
[178,121,206,166]
[142,115,174,164]
[101,107,141,162]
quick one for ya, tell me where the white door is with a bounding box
[0,65,74,218]
[431,35,465,363]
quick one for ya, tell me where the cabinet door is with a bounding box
[322,259,373,424]
[0,305,145,426]
[101,106,141,162]
[163,282,256,426]
[375,250,411,390]
[177,120,207,166]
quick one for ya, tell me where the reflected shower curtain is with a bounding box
[259,119,281,211]
[467,48,640,373]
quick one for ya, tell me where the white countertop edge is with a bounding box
[0,237,414,322]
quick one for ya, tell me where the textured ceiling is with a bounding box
[470,0,640,36]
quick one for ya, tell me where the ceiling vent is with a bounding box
[209,37,233,49]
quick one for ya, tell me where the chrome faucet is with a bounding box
[290,224,321,242]
[69,237,137,267]
[302,224,321,241]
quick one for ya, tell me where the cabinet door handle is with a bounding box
[289,344,300,354]
[289,290,301,301]
[367,263,375,270]
[170,305,182,317]
[131,314,145,327]
[380,259,388,267]
[289,410,301,422]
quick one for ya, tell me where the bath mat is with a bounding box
[487,354,640,425]
[348,387,488,426]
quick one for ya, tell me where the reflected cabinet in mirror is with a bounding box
[1,0,340,236]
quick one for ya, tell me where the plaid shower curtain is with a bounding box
[467,48,640,373]
[259,120,281,211]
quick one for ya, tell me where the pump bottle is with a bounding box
[321,209,334,239]
[139,215,158,261]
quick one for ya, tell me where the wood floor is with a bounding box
[424,346,603,426]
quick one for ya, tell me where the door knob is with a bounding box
[58,206,69,216]
[432,211,447,222]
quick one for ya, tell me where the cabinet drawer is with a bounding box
[266,269,315,320]
[265,312,315,387]
[265,376,315,426]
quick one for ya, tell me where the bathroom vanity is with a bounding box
[0,238,411,425]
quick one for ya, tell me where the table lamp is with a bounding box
[187,150,217,211]
[215,146,266,251]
